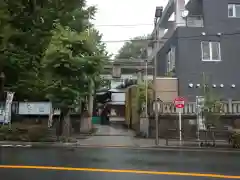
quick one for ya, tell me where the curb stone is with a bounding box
[77,144,240,153]
[75,144,240,152]
[0,141,78,148]
[0,141,239,152]
[142,145,240,152]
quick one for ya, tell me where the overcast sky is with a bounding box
[87,0,190,56]
[87,0,169,55]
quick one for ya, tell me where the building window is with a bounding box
[228,4,240,18]
[166,47,176,76]
[201,41,221,61]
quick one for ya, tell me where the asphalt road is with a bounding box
[0,147,239,180]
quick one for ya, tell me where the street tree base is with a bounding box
[80,111,93,133]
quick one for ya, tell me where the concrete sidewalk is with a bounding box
[0,138,237,152]
[0,125,237,151]
[76,136,237,151]
[93,124,134,136]
[77,136,190,147]
[76,125,232,148]
[76,136,159,147]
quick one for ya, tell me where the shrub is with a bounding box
[0,133,5,140]
[27,125,49,142]
[0,125,11,134]
[0,124,50,142]
[5,134,21,141]
[230,132,240,148]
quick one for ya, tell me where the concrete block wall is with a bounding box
[155,77,178,102]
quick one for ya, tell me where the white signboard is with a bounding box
[111,93,125,102]
[18,102,52,115]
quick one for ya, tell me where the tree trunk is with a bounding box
[61,108,71,141]
[56,112,63,141]
[88,80,94,130]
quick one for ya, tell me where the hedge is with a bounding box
[231,132,240,148]
[0,124,53,142]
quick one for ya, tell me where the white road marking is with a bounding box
[1,145,13,147]
[0,144,32,148]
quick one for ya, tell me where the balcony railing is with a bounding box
[186,16,204,27]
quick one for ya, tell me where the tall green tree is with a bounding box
[115,35,150,74]
[200,73,223,127]
[0,0,53,99]
[0,0,109,138]
[115,35,150,59]
[43,4,109,138]
[0,0,92,100]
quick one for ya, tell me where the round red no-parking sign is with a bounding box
[174,97,185,108]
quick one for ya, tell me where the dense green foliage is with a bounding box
[115,35,150,59]
[230,131,240,148]
[115,35,150,74]
[0,124,50,142]
[0,0,109,106]
[200,74,223,126]
[137,82,153,114]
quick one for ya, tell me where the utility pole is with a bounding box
[153,6,163,145]
[145,59,148,124]
[153,17,159,145]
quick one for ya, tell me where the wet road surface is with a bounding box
[0,147,239,180]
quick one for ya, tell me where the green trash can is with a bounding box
[92,116,101,124]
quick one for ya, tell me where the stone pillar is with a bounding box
[175,0,186,27]
[137,70,143,84]
[112,65,121,78]
[228,99,233,114]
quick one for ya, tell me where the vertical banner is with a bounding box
[4,92,15,124]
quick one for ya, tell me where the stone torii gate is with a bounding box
[103,58,153,79]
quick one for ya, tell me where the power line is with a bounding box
[101,31,240,43]
[101,39,160,43]
[94,23,153,27]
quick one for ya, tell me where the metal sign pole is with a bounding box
[178,108,182,145]
[174,97,185,146]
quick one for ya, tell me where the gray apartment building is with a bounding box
[148,0,240,101]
